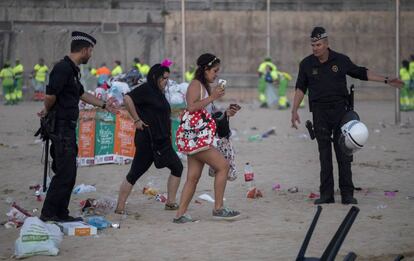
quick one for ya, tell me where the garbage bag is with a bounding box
[265,83,278,107]
[14,217,63,258]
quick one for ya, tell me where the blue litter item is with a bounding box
[86,216,111,230]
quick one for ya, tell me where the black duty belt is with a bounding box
[311,99,347,110]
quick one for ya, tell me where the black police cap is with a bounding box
[310,27,328,42]
[71,31,97,46]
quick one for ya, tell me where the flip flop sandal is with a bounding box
[114,209,127,215]
[164,203,179,210]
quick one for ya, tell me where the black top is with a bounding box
[46,56,84,121]
[295,49,368,103]
[127,83,171,141]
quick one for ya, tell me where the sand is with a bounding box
[0,99,413,260]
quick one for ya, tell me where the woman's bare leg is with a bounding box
[195,148,229,210]
[175,156,204,217]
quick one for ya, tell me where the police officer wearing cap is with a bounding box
[38,31,117,222]
[291,27,403,205]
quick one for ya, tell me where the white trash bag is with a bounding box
[15,217,63,258]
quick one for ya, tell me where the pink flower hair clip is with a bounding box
[161,59,173,68]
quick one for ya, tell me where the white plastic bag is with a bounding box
[14,217,63,258]
[73,184,97,194]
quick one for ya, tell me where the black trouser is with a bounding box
[126,130,183,185]
[41,120,78,218]
[312,100,354,200]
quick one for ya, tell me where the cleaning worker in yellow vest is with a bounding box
[112,60,123,77]
[185,65,195,82]
[134,57,150,77]
[409,55,414,110]
[399,60,410,111]
[13,59,24,102]
[277,71,292,109]
[90,67,97,76]
[32,58,48,101]
[257,57,277,108]
[0,62,16,105]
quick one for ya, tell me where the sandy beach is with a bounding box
[0,98,413,261]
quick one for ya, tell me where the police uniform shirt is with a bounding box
[46,56,84,121]
[296,49,368,103]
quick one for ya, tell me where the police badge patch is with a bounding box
[332,65,338,72]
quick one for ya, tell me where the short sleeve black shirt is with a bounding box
[126,83,171,140]
[46,56,84,120]
[295,49,368,103]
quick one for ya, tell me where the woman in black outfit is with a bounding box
[115,63,183,214]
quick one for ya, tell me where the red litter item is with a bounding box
[12,202,32,217]
[247,187,263,199]
[308,192,320,199]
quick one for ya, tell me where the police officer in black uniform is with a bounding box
[291,27,403,205]
[38,31,117,222]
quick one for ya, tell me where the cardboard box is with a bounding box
[58,221,97,236]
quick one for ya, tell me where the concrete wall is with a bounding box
[165,10,414,88]
[0,7,164,78]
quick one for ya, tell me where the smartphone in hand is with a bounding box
[230,103,241,111]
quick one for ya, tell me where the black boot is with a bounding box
[314,197,335,205]
[341,197,358,205]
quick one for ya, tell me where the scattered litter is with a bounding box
[374,129,381,134]
[143,186,158,196]
[58,221,97,236]
[406,196,414,200]
[85,216,111,230]
[15,217,63,258]
[251,127,258,130]
[261,127,276,138]
[384,190,398,197]
[198,193,215,203]
[288,186,299,193]
[246,187,263,199]
[7,202,32,227]
[4,221,17,229]
[29,184,44,201]
[111,223,120,229]
[376,204,388,210]
[272,183,281,191]
[248,134,262,142]
[308,192,319,199]
[73,184,97,194]
[155,193,167,203]
[80,197,117,215]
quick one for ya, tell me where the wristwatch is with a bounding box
[101,101,106,109]
[384,77,389,84]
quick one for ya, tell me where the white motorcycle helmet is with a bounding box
[338,111,369,155]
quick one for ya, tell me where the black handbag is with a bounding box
[212,111,231,138]
[147,128,174,169]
